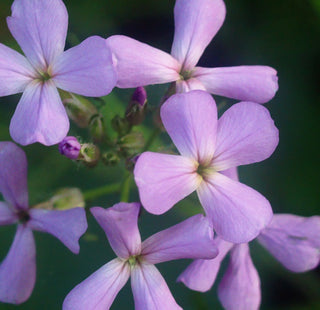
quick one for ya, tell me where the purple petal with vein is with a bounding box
[218,244,261,310]
[175,78,206,93]
[63,258,130,310]
[28,207,87,254]
[0,225,36,304]
[142,214,217,264]
[171,0,226,71]
[178,237,233,292]
[258,214,320,272]
[90,203,141,258]
[7,0,68,71]
[0,141,28,209]
[213,102,279,171]
[52,36,116,97]
[131,263,182,310]
[0,43,35,96]
[194,66,278,103]
[9,80,69,146]
[0,202,17,226]
[134,152,201,215]
[106,35,181,88]
[161,90,217,162]
[197,173,273,243]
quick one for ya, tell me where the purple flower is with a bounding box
[0,142,88,304]
[59,136,81,160]
[134,90,279,243]
[0,0,116,146]
[106,0,278,103]
[178,168,320,310]
[63,202,217,310]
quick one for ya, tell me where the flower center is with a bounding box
[128,255,139,268]
[179,70,193,81]
[16,209,30,223]
[196,162,216,181]
[36,68,53,82]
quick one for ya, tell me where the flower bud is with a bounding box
[61,91,98,128]
[79,143,100,167]
[58,136,81,160]
[125,87,147,126]
[111,115,131,137]
[119,132,145,155]
[89,113,107,143]
[102,151,121,166]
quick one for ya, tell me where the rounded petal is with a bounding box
[7,0,68,70]
[178,237,233,292]
[0,225,36,304]
[258,214,320,272]
[106,35,181,88]
[131,263,182,310]
[52,36,116,97]
[213,101,279,171]
[9,80,69,146]
[0,202,17,226]
[63,258,130,310]
[171,0,226,71]
[218,244,261,310]
[0,43,36,96]
[28,207,87,254]
[194,66,279,103]
[197,173,273,243]
[90,203,141,259]
[142,214,217,264]
[0,141,28,209]
[134,152,201,215]
[161,90,218,162]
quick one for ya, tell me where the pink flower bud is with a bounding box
[58,136,81,160]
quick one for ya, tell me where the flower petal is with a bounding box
[0,43,36,96]
[131,263,182,310]
[171,0,226,71]
[142,214,217,264]
[52,36,116,97]
[178,237,233,292]
[197,172,273,243]
[213,101,279,171]
[218,244,261,310]
[90,203,141,259]
[160,90,217,162]
[194,66,279,103]
[0,225,36,304]
[258,214,320,272]
[63,258,130,310]
[0,141,28,209]
[175,78,206,93]
[7,0,68,70]
[106,35,181,88]
[0,202,17,226]
[134,152,201,215]
[9,80,69,146]
[28,207,87,254]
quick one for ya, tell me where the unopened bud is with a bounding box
[102,151,121,166]
[125,154,140,171]
[119,132,145,155]
[61,91,98,128]
[58,136,81,160]
[79,143,100,167]
[111,115,131,136]
[89,114,106,143]
[125,87,147,126]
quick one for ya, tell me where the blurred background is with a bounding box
[0,0,319,309]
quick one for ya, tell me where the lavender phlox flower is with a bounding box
[0,0,116,146]
[63,202,217,310]
[0,142,87,304]
[134,90,279,243]
[106,0,278,103]
[178,168,320,310]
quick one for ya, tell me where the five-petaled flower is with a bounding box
[0,142,88,304]
[0,0,116,146]
[134,90,279,243]
[107,0,278,102]
[63,202,217,310]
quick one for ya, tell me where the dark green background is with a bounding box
[0,0,319,309]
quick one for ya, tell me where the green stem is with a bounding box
[143,127,161,151]
[120,172,132,202]
[83,182,121,201]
